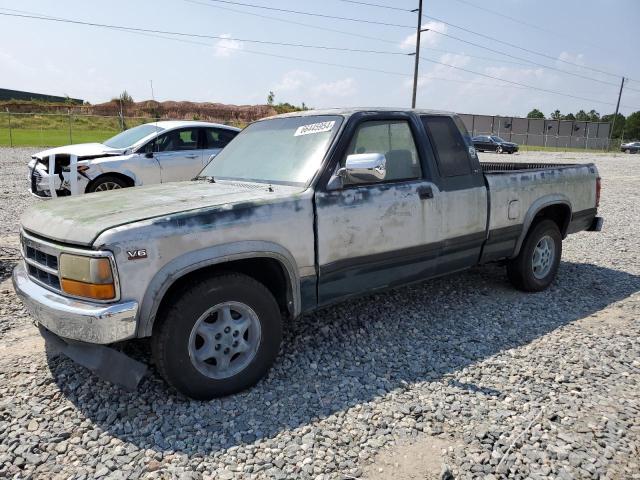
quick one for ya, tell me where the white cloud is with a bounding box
[557,51,585,66]
[399,21,447,51]
[272,70,357,103]
[274,70,315,92]
[213,34,243,57]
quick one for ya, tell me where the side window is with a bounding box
[343,120,421,185]
[422,116,472,177]
[204,128,238,149]
[155,128,199,152]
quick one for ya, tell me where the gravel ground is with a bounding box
[0,148,638,479]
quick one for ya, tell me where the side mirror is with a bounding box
[338,153,387,183]
[145,151,154,159]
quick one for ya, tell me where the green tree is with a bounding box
[588,109,600,122]
[527,108,545,119]
[563,113,576,120]
[550,110,562,120]
[267,91,275,105]
[119,90,134,104]
[575,110,590,121]
[624,111,640,140]
[601,113,626,139]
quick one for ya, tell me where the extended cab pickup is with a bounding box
[13,108,603,399]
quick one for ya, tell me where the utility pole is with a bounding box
[609,76,625,148]
[411,0,424,109]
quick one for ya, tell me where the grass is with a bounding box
[0,128,120,147]
[0,114,156,147]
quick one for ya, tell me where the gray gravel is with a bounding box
[0,148,639,479]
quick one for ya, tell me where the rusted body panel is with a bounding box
[15,108,601,350]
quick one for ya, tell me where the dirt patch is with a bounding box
[363,436,459,480]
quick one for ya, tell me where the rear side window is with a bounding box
[421,116,472,177]
[204,128,238,149]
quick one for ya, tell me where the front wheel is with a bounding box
[152,273,282,399]
[496,145,503,154]
[87,175,129,193]
[507,219,562,292]
[626,149,632,154]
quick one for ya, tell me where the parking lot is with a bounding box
[0,147,638,479]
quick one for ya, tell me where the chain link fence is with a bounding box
[0,111,169,147]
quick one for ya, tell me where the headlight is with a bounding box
[59,254,116,300]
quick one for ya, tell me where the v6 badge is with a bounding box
[127,249,148,260]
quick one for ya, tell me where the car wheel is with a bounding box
[626,149,632,154]
[88,175,129,193]
[496,145,503,154]
[508,151,513,154]
[152,273,282,400]
[507,219,562,292]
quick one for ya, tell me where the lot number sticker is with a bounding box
[294,121,336,136]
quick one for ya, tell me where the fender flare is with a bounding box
[136,240,301,337]
[512,194,572,257]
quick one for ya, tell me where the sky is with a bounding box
[1,0,639,118]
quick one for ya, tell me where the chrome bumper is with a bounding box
[12,263,138,344]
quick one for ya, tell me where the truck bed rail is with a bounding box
[481,162,579,173]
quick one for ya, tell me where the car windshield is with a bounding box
[103,124,164,149]
[491,136,505,142]
[200,115,343,186]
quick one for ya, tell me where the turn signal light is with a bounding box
[61,279,116,300]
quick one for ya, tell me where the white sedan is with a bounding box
[28,121,240,198]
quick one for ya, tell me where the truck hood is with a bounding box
[34,143,126,160]
[21,181,300,246]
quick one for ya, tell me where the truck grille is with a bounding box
[21,233,62,292]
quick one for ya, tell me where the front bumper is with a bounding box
[12,263,138,344]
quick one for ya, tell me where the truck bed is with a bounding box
[480,162,582,173]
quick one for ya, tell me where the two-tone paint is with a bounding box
[15,108,601,348]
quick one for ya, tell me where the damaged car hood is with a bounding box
[21,181,301,246]
[34,143,126,160]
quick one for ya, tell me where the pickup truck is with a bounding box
[28,121,240,198]
[13,108,602,399]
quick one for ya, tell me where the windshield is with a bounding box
[103,124,164,149]
[200,115,343,186]
[491,136,506,143]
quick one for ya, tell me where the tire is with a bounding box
[508,151,513,154]
[507,219,562,292]
[87,175,129,193]
[496,145,503,154]
[152,273,282,400]
[626,149,632,154]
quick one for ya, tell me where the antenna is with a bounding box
[150,79,160,153]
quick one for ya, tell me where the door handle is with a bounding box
[417,186,434,200]
[185,154,199,159]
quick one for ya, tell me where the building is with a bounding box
[0,88,83,104]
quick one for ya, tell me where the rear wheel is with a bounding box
[507,219,562,292]
[88,175,129,193]
[496,145,503,154]
[152,273,282,400]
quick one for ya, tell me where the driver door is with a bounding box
[152,127,204,182]
[315,116,440,305]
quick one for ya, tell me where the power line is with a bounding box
[333,0,412,12]
[201,0,414,28]
[0,12,408,56]
[186,0,634,91]
[422,13,627,81]
[423,28,638,92]
[2,9,636,110]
